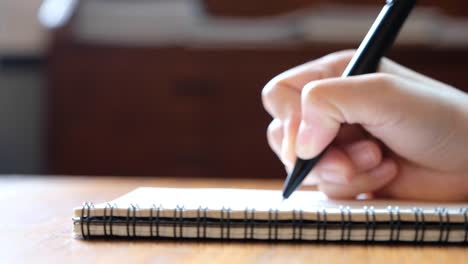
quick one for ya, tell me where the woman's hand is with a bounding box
[262,50,468,201]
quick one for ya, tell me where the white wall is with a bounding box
[0,0,46,55]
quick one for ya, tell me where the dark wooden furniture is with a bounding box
[45,1,468,178]
[204,0,468,17]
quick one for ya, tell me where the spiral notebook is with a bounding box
[73,187,468,243]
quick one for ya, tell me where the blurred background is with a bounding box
[0,0,467,178]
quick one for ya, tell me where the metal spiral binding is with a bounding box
[323,209,328,241]
[387,206,401,242]
[80,202,86,239]
[202,207,208,239]
[339,206,345,241]
[243,209,248,240]
[267,209,274,241]
[292,210,297,240]
[315,208,328,241]
[249,208,256,240]
[150,204,162,238]
[196,206,202,239]
[274,209,279,240]
[291,209,304,240]
[78,202,468,243]
[196,206,209,239]
[103,203,109,236]
[267,209,273,240]
[226,208,232,239]
[110,203,116,237]
[267,209,279,241]
[173,205,185,238]
[339,206,352,241]
[102,203,116,237]
[243,208,256,240]
[436,207,451,243]
[149,205,154,238]
[298,210,304,240]
[220,207,232,240]
[80,202,94,239]
[364,206,376,242]
[315,210,321,240]
[220,207,225,240]
[412,207,425,242]
[460,208,468,243]
[179,206,185,238]
[126,204,138,238]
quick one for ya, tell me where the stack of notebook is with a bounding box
[73,187,468,243]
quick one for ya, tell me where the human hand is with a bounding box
[262,50,468,201]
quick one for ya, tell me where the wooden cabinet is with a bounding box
[46,44,281,177]
[46,40,468,178]
[203,0,468,17]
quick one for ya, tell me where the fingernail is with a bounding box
[319,169,348,184]
[346,142,377,169]
[296,121,315,159]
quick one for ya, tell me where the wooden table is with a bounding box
[1,176,466,263]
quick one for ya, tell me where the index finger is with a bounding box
[262,50,355,120]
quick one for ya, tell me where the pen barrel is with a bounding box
[342,0,417,76]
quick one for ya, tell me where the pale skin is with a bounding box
[262,50,468,201]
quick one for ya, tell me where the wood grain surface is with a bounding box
[0,176,466,263]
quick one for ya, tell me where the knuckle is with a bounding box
[262,76,302,120]
[330,49,356,59]
[311,66,330,80]
[370,73,401,97]
[318,50,355,71]
[319,49,354,61]
[266,129,276,149]
[266,119,282,135]
[372,72,397,87]
[261,79,277,105]
[266,123,281,152]
[302,81,328,104]
[261,76,285,108]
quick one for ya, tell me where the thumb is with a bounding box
[295,72,457,163]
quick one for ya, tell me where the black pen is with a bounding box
[282,0,417,199]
